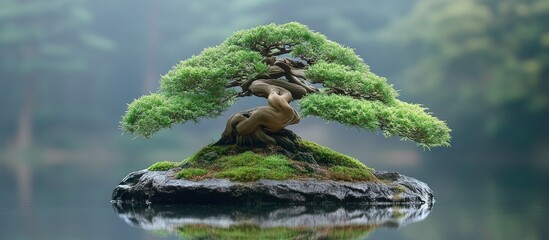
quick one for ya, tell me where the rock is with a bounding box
[111,169,434,205]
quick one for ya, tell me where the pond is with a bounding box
[0,153,548,240]
[1,180,547,240]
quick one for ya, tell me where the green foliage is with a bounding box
[306,61,397,103]
[121,22,450,147]
[160,45,267,96]
[148,161,178,171]
[176,168,208,179]
[298,140,368,169]
[121,22,379,138]
[121,92,233,137]
[299,94,451,148]
[122,39,272,137]
[225,22,369,71]
[121,94,171,138]
[224,22,316,53]
[294,39,370,72]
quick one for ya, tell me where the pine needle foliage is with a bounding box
[121,22,451,147]
[299,94,451,148]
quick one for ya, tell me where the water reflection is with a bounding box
[113,203,432,239]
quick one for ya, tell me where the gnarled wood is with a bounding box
[219,79,307,146]
[218,55,319,146]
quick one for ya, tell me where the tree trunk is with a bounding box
[218,79,307,146]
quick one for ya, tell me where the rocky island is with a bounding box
[112,131,434,205]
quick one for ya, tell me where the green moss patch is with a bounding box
[178,225,309,240]
[151,139,377,182]
[298,140,367,169]
[213,152,296,181]
[176,224,374,240]
[188,144,240,162]
[176,168,208,179]
[148,161,178,171]
[176,151,296,181]
[329,166,376,181]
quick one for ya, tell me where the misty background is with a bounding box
[1,0,548,239]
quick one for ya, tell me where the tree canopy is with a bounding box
[121,22,451,148]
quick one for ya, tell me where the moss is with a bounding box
[148,161,178,171]
[178,224,309,240]
[176,168,208,179]
[188,143,240,162]
[176,224,374,240]
[329,166,376,181]
[149,138,377,182]
[299,140,367,169]
[214,152,296,181]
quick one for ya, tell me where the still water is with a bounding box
[113,202,431,239]
[0,155,548,240]
[1,180,548,240]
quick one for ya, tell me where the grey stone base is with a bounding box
[112,169,434,205]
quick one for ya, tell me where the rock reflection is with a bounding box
[113,203,432,239]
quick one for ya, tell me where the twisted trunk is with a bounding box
[219,79,306,146]
[218,57,317,146]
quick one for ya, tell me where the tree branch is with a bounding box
[274,59,317,93]
[257,43,298,57]
[325,87,379,101]
[226,80,242,88]
[266,48,291,57]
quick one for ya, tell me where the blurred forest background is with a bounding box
[1,0,548,239]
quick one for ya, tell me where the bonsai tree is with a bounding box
[121,22,451,149]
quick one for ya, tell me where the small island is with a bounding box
[112,22,450,205]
